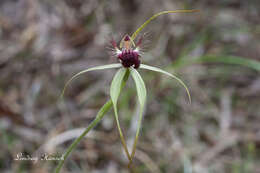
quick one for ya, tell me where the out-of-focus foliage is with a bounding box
[0,0,260,172]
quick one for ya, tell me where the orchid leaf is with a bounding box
[131,10,199,40]
[61,63,122,98]
[140,64,191,103]
[110,68,131,160]
[129,67,147,163]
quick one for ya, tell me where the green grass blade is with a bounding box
[110,68,131,160]
[131,10,199,40]
[140,64,191,104]
[174,55,260,72]
[198,55,260,71]
[55,100,113,173]
[129,67,147,164]
[60,63,122,98]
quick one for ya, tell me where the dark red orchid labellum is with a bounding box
[111,34,142,69]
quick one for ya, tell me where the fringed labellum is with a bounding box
[111,35,142,69]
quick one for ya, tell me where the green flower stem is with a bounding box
[55,70,130,173]
[55,100,112,173]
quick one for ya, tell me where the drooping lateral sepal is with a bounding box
[110,68,131,161]
[129,67,147,164]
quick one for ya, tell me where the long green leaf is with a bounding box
[129,67,147,164]
[61,63,122,98]
[140,64,191,104]
[110,68,131,160]
[131,10,199,40]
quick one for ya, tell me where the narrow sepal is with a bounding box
[60,63,122,99]
[129,67,147,164]
[140,64,191,103]
[110,68,131,160]
[131,10,199,40]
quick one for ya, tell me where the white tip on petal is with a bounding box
[116,49,122,55]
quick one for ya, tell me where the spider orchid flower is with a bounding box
[56,9,198,173]
[111,34,141,69]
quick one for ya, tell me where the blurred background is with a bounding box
[1,0,260,172]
